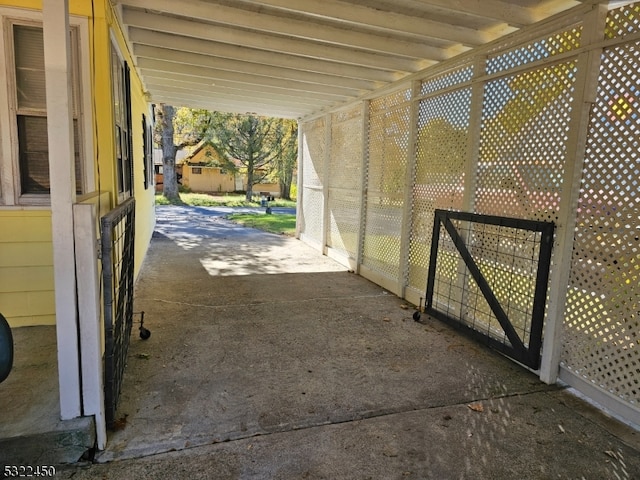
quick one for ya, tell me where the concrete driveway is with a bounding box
[58,206,640,479]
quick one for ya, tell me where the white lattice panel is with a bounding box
[408,83,471,292]
[486,28,581,75]
[327,106,363,258]
[477,59,577,223]
[328,190,361,257]
[301,117,325,187]
[562,33,640,406]
[363,92,410,280]
[300,187,324,244]
[300,118,326,244]
[605,3,640,39]
[420,64,474,96]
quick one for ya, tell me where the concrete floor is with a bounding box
[16,206,640,478]
[0,327,94,465]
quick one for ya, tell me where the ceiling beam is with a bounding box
[123,9,430,71]
[149,87,312,114]
[120,1,449,60]
[137,58,365,97]
[134,44,384,91]
[235,0,498,45]
[128,28,404,82]
[140,70,354,102]
[368,0,542,27]
[150,94,303,118]
[144,80,337,108]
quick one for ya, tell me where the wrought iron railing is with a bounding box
[101,197,135,428]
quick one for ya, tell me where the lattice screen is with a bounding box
[362,89,411,281]
[604,3,640,39]
[408,67,472,294]
[477,58,578,224]
[562,16,640,407]
[300,118,326,244]
[486,28,581,76]
[327,106,363,259]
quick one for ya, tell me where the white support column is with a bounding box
[321,114,331,254]
[539,4,607,383]
[43,0,81,419]
[74,202,106,449]
[295,121,303,238]
[355,101,369,274]
[399,81,420,297]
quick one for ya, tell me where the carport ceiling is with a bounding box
[114,0,593,119]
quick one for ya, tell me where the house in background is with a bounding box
[156,139,282,197]
[181,140,238,194]
[153,147,187,193]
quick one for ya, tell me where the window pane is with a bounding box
[18,115,83,194]
[14,25,46,110]
[18,115,49,192]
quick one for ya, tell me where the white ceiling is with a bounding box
[113,0,592,119]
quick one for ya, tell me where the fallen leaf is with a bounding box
[468,403,484,413]
[136,353,150,359]
[400,304,409,310]
[558,424,565,433]
[383,317,391,322]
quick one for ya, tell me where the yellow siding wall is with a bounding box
[106,3,157,276]
[0,0,155,326]
[0,211,55,326]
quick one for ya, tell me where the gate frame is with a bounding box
[101,197,136,429]
[425,209,555,369]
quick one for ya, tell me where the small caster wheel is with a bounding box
[139,327,151,340]
[412,310,421,322]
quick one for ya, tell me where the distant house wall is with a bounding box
[251,183,280,196]
[184,166,236,193]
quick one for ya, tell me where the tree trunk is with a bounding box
[159,105,181,201]
[245,164,254,202]
[279,170,292,200]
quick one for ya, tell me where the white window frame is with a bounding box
[0,8,92,207]
[110,33,133,202]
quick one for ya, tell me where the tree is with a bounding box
[210,114,292,201]
[154,104,180,201]
[154,105,211,202]
[274,120,297,200]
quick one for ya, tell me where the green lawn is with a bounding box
[226,213,296,236]
[155,192,296,208]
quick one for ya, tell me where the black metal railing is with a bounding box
[426,209,554,369]
[101,197,135,428]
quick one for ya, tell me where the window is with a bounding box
[11,23,83,201]
[192,167,202,175]
[142,114,153,189]
[111,42,133,198]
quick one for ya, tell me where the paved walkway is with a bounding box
[58,206,640,479]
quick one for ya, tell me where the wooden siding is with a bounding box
[0,210,54,326]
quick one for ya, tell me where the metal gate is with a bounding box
[425,209,554,369]
[101,198,136,428]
